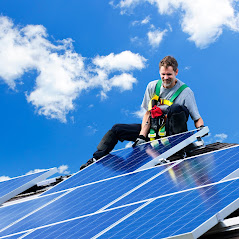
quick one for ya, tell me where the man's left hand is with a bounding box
[132,135,146,147]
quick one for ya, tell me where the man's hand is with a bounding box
[194,117,204,128]
[132,135,146,147]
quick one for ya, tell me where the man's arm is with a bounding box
[139,111,151,137]
[194,117,204,128]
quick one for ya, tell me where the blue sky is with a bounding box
[0,0,239,179]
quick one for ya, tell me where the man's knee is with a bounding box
[167,104,189,118]
[111,124,122,135]
[166,104,189,135]
[97,129,118,152]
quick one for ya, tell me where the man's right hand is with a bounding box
[132,135,146,147]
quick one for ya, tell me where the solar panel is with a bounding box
[99,177,239,239]
[1,128,239,239]
[44,127,209,195]
[2,177,239,239]
[108,145,239,208]
[0,233,26,239]
[0,191,65,231]
[0,168,57,205]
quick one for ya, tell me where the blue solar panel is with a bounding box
[44,128,208,195]
[1,128,239,239]
[0,191,64,232]
[2,178,239,239]
[0,168,57,204]
[18,203,144,239]
[101,178,239,239]
[0,233,26,238]
[0,166,169,236]
[108,145,239,208]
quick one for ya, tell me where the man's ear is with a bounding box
[175,68,179,75]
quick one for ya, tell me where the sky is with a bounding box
[0,0,239,180]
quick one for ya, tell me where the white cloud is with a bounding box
[93,51,146,72]
[118,0,142,9]
[116,0,239,48]
[25,168,46,175]
[132,16,151,26]
[110,73,137,91]
[133,107,146,119]
[215,133,228,143]
[147,28,167,47]
[25,165,70,176]
[87,125,98,135]
[142,16,151,24]
[204,132,228,144]
[167,23,173,32]
[0,176,11,182]
[0,16,147,122]
[57,165,70,174]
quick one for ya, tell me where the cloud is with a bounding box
[184,66,191,70]
[133,107,146,119]
[131,16,151,26]
[215,133,228,143]
[25,164,70,176]
[110,73,137,91]
[0,176,11,182]
[25,168,46,175]
[93,51,146,72]
[0,16,147,122]
[0,165,70,183]
[115,0,239,48]
[147,28,167,47]
[57,165,70,174]
[204,132,228,144]
[87,125,98,135]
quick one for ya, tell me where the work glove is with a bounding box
[150,105,163,118]
[132,135,146,148]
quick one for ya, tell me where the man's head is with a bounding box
[159,56,178,89]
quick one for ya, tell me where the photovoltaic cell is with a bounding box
[2,127,239,239]
[44,128,208,195]
[2,146,239,238]
[108,145,239,208]
[3,178,239,239]
[0,166,167,236]
[100,178,239,239]
[0,233,26,239]
[0,191,64,231]
[0,168,57,205]
[3,203,145,239]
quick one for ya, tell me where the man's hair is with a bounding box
[159,56,178,72]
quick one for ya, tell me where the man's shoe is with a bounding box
[80,158,97,170]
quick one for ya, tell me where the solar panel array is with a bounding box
[1,127,239,239]
[0,168,57,205]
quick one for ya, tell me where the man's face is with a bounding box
[159,66,178,89]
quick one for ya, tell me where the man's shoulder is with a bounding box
[177,79,193,92]
[146,79,159,89]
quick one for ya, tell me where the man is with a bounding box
[80,56,204,170]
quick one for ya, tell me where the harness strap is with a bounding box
[154,80,188,105]
[155,80,162,97]
[148,80,188,139]
[160,99,173,106]
[169,84,188,103]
